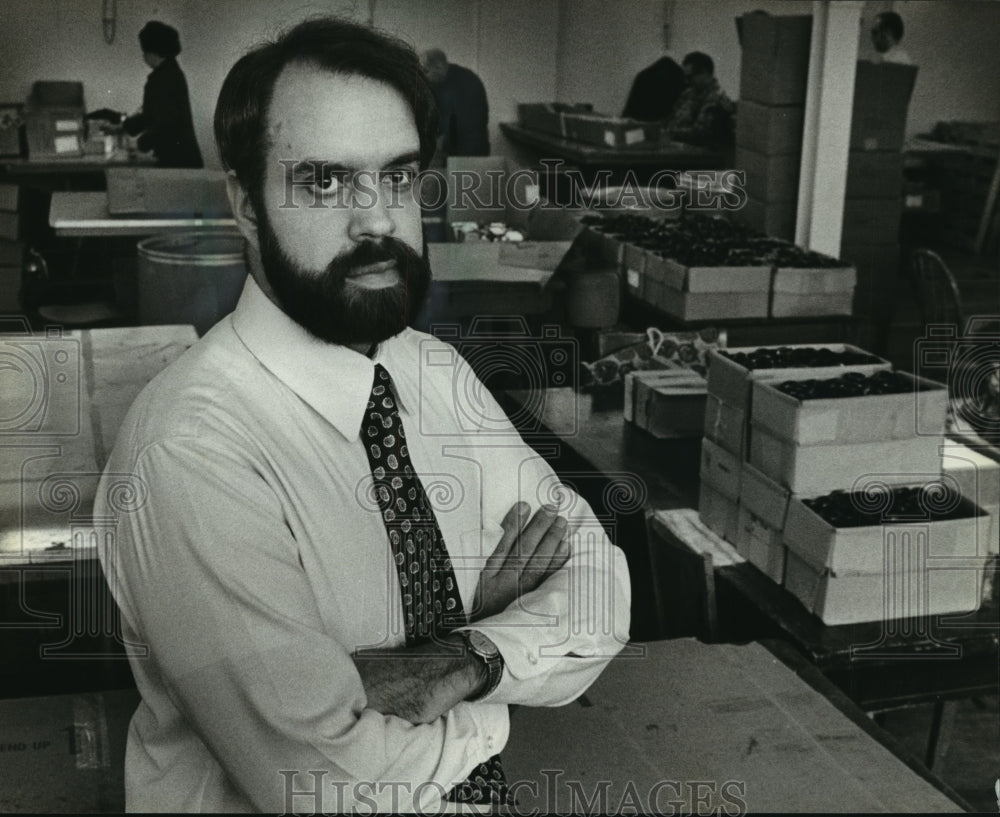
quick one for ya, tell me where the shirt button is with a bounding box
[527,651,538,665]
[487,736,495,750]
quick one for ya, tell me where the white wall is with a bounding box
[890,0,1000,136]
[1,0,997,167]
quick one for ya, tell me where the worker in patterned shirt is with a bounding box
[667,51,735,151]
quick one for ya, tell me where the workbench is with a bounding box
[49,191,236,237]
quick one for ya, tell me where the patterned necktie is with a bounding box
[362,363,511,806]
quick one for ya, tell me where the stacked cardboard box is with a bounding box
[0,182,22,310]
[841,62,917,323]
[699,344,890,549]
[23,81,86,160]
[734,13,812,241]
[702,343,994,624]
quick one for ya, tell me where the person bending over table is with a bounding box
[119,21,203,168]
[667,51,735,151]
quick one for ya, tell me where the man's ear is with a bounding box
[226,170,260,252]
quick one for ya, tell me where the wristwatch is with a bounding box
[460,630,504,701]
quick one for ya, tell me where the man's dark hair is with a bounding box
[214,17,438,214]
[876,11,904,42]
[682,51,715,76]
[139,21,181,59]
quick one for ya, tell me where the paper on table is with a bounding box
[53,135,79,153]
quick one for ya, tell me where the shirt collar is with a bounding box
[231,275,412,440]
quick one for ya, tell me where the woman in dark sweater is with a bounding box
[123,21,203,168]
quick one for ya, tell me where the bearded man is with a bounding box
[96,16,629,813]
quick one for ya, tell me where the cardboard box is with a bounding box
[699,482,740,544]
[845,151,904,199]
[783,490,987,575]
[750,371,948,445]
[24,81,85,160]
[740,461,792,530]
[770,264,857,318]
[699,438,742,542]
[770,292,853,318]
[517,102,592,138]
[659,256,772,294]
[736,147,801,203]
[784,548,983,626]
[841,197,903,246]
[706,344,890,411]
[735,462,791,582]
[703,393,747,456]
[735,505,787,582]
[562,113,660,148]
[749,425,945,495]
[660,287,770,322]
[623,243,648,297]
[942,442,1000,554]
[701,437,742,497]
[771,264,856,294]
[426,242,558,285]
[736,101,805,155]
[850,62,918,152]
[738,13,813,105]
[736,196,796,240]
[625,369,708,438]
[578,224,626,271]
[0,688,137,812]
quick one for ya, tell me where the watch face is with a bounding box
[468,630,499,659]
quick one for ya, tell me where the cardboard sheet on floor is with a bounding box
[504,638,963,813]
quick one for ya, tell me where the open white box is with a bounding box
[749,424,945,496]
[770,265,856,318]
[750,371,948,445]
[784,549,984,626]
[942,442,1000,554]
[698,438,742,542]
[783,489,988,575]
[733,463,791,583]
[705,344,890,412]
[703,393,747,456]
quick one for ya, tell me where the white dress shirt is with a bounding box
[96,276,630,813]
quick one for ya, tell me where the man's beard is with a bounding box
[256,207,431,347]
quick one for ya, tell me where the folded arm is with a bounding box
[103,438,502,812]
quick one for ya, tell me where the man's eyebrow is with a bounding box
[286,152,421,175]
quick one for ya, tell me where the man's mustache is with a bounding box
[326,238,424,281]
